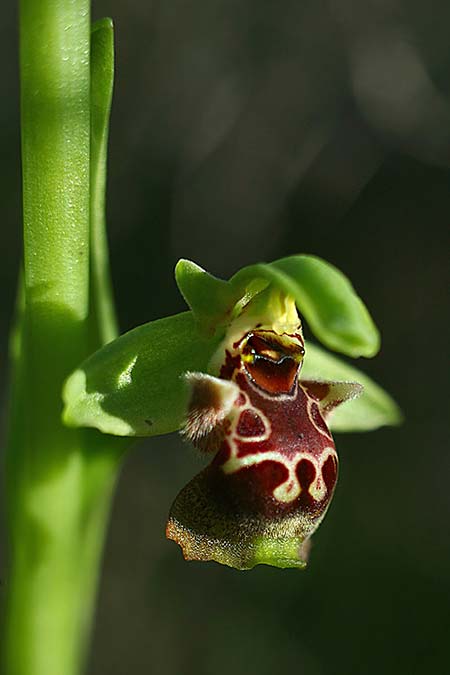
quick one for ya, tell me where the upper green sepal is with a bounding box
[176,255,380,358]
[63,311,220,436]
[175,259,237,336]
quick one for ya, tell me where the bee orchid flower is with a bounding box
[63,255,402,570]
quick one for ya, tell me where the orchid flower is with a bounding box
[63,254,401,569]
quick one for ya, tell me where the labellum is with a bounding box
[166,293,362,569]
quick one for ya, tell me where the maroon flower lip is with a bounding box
[167,328,361,569]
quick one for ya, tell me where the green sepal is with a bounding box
[174,259,240,336]
[302,342,403,432]
[63,311,221,436]
[176,255,380,358]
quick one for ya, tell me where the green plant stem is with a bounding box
[2,3,123,675]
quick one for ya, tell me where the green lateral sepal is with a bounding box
[63,311,221,436]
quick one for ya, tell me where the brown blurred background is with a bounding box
[1,1,449,674]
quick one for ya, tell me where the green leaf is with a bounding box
[89,17,118,348]
[231,255,380,358]
[63,311,221,436]
[301,341,403,432]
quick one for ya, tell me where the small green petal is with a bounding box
[302,341,403,432]
[63,311,221,436]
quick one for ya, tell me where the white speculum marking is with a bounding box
[220,392,336,504]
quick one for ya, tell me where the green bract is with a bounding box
[63,254,400,437]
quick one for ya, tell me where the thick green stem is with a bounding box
[2,3,122,675]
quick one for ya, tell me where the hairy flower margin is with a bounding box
[63,254,402,569]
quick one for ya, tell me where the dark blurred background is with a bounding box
[1,1,449,674]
